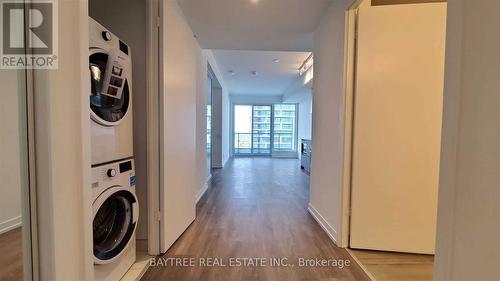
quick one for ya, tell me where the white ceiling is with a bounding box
[212,50,310,95]
[177,0,332,51]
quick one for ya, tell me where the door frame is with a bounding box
[207,63,223,169]
[207,69,214,173]
[339,0,363,248]
[146,0,161,255]
[23,1,40,278]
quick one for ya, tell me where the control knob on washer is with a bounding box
[107,169,116,178]
[102,31,112,41]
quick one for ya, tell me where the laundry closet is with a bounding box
[88,0,151,280]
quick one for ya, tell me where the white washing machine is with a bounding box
[92,159,138,281]
[89,17,134,166]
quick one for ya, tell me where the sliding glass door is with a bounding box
[234,105,272,155]
[252,106,272,154]
[273,104,297,152]
[234,104,297,156]
[234,105,253,154]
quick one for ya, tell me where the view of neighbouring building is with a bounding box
[273,104,297,152]
[252,105,272,154]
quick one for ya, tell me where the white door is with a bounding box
[349,1,447,254]
[158,0,197,253]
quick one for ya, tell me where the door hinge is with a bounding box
[154,211,161,221]
[156,16,161,28]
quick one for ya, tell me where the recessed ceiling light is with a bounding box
[273,59,280,63]
[251,70,259,76]
[250,0,260,3]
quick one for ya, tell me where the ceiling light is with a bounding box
[250,0,260,3]
[299,53,314,76]
[228,70,235,75]
[273,59,280,63]
[251,70,259,76]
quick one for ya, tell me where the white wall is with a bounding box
[222,88,231,164]
[205,51,230,167]
[89,0,149,242]
[282,69,313,158]
[297,94,312,154]
[434,0,500,280]
[309,0,352,244]
[211,87,223,168]
[0,69,24,235]
[195,50,228,201]
[283,93,312,158]
[231,94,283,105]
[195,47,209,201]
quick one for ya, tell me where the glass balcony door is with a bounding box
[252,105,272,154]
[234,105,272,155]
[234,105,253,154]
[272,104,297,153]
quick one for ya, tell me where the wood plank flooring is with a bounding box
[142,157,370,281]
[0,227,23,281]
[348,249,434,281]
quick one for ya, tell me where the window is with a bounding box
[273,104,297,152]
[234,105,253,154]
[233,104,297,155]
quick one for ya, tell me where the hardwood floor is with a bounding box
[0,227,23,281]
[142,157,370,281]
[348,249,434,281]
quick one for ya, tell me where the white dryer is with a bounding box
[92,159,138,281]
[89,17,134,166]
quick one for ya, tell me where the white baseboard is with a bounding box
[307,203,338,245]
[196,176,212,204]
[0,216,22,235]
[221,157,229,168]
[346,248,378,281]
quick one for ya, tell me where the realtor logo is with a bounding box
[1,0,58,69]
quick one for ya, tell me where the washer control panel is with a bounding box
[91,159,135,189]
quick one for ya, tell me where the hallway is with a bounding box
[142,158,369,281]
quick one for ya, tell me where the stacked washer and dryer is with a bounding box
[89,18,138,281]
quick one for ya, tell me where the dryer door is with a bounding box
[93,187,138,264]
[89,48,130,126]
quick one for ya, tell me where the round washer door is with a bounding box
[93,187,138,264]
[89,48,130,126]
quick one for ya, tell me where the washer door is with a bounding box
[89,48,130,126]
[93,187,138,264]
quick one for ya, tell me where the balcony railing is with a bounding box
[273,132,294,151]
[234,133,295,154]
[234,133,271,154]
